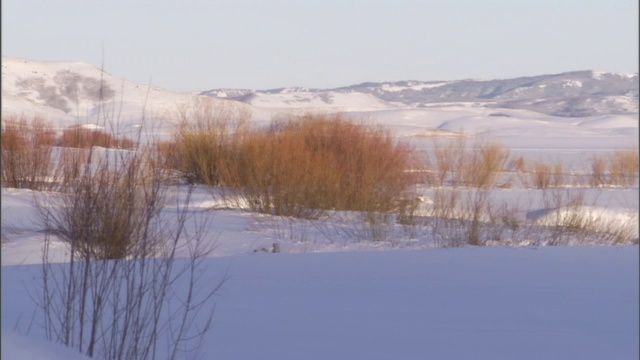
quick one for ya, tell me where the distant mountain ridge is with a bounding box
[2,56,637,119]
[202,70,639,117]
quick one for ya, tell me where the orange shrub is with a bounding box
[1,115,56,189]
[59,126,134,149]
[233,114,418,217]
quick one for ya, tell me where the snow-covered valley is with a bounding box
[2,57,638,359]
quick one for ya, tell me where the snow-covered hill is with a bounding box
[203,70,639,117]
[3,56,639,126]
[1,56,248,141]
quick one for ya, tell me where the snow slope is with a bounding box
[1,56,250,142]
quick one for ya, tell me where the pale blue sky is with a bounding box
[2,0,638,92]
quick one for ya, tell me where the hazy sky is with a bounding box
[2,0,638,92]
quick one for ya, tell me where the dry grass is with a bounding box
[1,115,56,190]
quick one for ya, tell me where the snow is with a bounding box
[577,114,638,129]
[2,57,639,359]
[562,80,583,88]
[209,247,639,359]
[246,91,393,111]
[380,82,448,92]
[2,330,91,360]
[3,248,638,360]
[592,70,639,80]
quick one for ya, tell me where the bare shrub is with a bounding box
[35,140,224,359]
[426,137,511,188]
[589,155,608,187]
[590,149,640,187]
[36,92,162,259]
[526,160,566,189]
[396,195,423,228]
[425,188,461,246]
[424,136,464,187]
[422,137,511,246]
[164,108,420,220]
[37,184,224,359]
[542,187,587,227]
[590,149,639,187]
[509,155,526,174]
[36,149,160,260]
[27,68,225,359]
[1,115,56,190]
[462,189,492,246]
[361,212,398,243]
[431,188,495,246]
[59,125,135,149]
[609,149,639,187]
[234,125,329,218]
[534,187,636,245]
[234,113,419,218]
[424,188,552,248]
[161,98,250,186]
[50,147,90,188]
[484,200,524,244]
[463,141,511,188]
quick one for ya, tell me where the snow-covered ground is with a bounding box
[2,57,639,359]
[3,247,638,360]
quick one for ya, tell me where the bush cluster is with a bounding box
[59,126,135,149]
[1,115,136,190]
[161,98,249,186]
[590,150,639,187]
[235,114,417,217]
[425,136,511,188]
[1,115,56,189]
[40,154,158,260]
[162,106,419,218]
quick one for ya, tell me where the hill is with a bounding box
[202,70,639,117]
[3,56,637,122]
